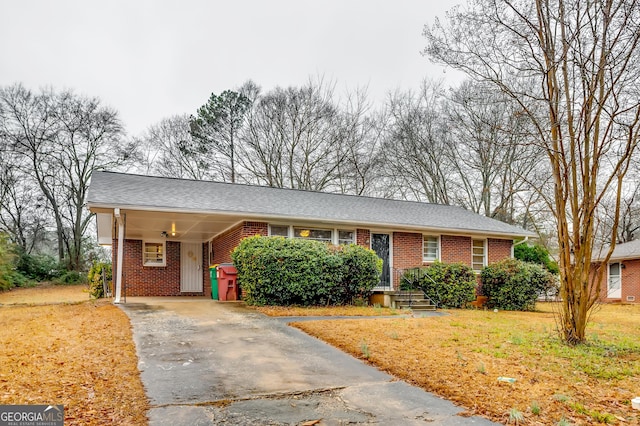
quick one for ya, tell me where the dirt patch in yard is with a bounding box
[293,303,640,425]
[0,284,148,425]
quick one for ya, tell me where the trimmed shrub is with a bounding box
[481,258,555,311]
[88,261,112,299]
[332,243,383,304]
[231,235,381,306]
[514,242,559,274]
[401,262,477,308]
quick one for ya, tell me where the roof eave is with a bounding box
[87,201,536,239]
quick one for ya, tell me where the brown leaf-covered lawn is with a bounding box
[292,303,640,425]
[0,282,91,305]
[0,285,148,425]
[254,304,405,317]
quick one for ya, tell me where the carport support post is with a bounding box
[114,208,125,304]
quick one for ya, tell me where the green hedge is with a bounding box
[230,236,382,306]
[514,242,559,274]
[400,262,477,308]
[480,258,555,311]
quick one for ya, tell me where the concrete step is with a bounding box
[395,301,437,311]
[393,291,426,298]
[391,292,428,301]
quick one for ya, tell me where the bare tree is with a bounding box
[425,0,640,343]
[0,84,129,270]
[444,80,545,224]
[598,162,640,244]
[135,114,227,180]
[333,88,386,196]
[383,80,452,203]
[241,78,349,191]
[0,149,48,253]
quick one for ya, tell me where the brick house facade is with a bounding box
[592,258,640,304]
[112,239,210,297]
[114,220,516,297]
[89,171,535,302]
[587,239,640,304]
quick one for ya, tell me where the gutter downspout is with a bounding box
[511,236,529,258]
[114,208,125,304]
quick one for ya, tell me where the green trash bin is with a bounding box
[210,265,219,300]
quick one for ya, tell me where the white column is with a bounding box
[114,209,125,304]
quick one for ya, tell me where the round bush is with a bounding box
[332,243,383,304]
[401,262,477,308]
[481,258,555,311]
[231,236,381,306]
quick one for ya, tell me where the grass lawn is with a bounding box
[292,303,640,425]
[0,285,148,425]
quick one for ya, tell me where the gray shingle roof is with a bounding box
[594,239,640,261]
[87,171,535,238]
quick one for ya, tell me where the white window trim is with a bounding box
[268,224,291,238]
[336,229,356,245]
[472,238,487,273]
[267,224,355,245]
[293,226,333,242]
[143,240,166,267]
[422,235,440,262]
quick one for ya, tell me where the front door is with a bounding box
[181,242,203,293]
[608,262,622,299]
[371,233,391,289]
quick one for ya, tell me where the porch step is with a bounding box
[388,291,436,311]
[391,291,426,301]
[395,301,437,311]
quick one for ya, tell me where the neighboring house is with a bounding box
[87,171,536,302]
[592,240,640,303]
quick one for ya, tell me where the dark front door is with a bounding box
[371,233,391,288]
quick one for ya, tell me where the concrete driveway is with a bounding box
[120,298,497,425]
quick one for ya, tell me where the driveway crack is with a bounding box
[150,386,348,409]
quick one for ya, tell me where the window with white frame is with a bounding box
[294,227,332,242]
[143,241,166,266]
[268,224,354,245]
[423,235,439,262]
[269,225,289,237]
[338,230,355,245]
[472,239,486,272]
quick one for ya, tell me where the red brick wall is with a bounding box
[241,221,269,238]
[203,243,211,298]
[356,229,370,248]
[441,235,473,265]
[391,232,423,288]
[622,260,640,302]
[488,238,513,264]
[211,226,242,265]
[113,239,184,296]
[211,221,268,265]
[393,232,423,270]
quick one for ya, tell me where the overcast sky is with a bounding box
[0,0,462,136]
